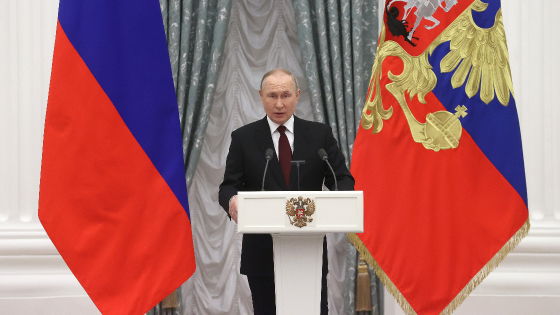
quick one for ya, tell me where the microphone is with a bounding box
[318,148,338,191]
[262,148,274,191]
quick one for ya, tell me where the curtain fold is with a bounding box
[293,0,378,163]
[161,0,233,188]
[151,0,380,313]
[175,1,315,314]
[148,1,232,314]
[293,1,382,314]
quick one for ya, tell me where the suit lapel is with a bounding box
[253,117,288,190]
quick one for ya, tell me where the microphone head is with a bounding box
[265,148,274,160]
[318,148,328,160]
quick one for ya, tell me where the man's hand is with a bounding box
[229,195,238,223]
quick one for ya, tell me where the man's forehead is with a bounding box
[262,74,295,92]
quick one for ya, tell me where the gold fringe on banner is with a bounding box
[347,232,417,315]
[346,217,530,315]
[440,218,530,315]
[356,255,373,311]
[161,289,178,309]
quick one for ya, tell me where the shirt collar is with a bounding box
[267,115,294,134]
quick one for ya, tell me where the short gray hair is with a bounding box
[260,68,299,92]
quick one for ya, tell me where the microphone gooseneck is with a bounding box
[318,148,338,191]
[262,148,274,191]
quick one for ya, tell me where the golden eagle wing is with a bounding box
[361,25,436,133]
[286,202,296,216]
[428,1,514,106]
[305,200,315,216]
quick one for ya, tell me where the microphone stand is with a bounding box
[290,160,306,191]
[324,160,338,191]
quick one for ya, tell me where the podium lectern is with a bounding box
[238,191,363,315]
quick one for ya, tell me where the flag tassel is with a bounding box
[347,232,416,315]
[356,255,373,312]
[162,290,178,309]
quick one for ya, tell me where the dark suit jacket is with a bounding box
[219,116,354,277]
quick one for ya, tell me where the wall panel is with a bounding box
[0,1,99,313]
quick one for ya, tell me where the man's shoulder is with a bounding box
[294,116,331,133]
[231,117,267,136]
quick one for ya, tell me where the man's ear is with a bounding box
[259,89,263,97]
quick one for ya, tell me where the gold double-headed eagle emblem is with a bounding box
[362,0,514,151]
[286,196,315,228]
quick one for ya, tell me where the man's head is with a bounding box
[259,68,300,125]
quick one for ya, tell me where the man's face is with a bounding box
[259,72,300,125]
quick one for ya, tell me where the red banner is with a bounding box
[350,1,529,314]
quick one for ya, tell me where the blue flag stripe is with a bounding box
[429,1,528,206]
[57,0,190,216]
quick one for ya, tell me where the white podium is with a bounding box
[238,191,363,315]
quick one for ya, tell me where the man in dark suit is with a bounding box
[219,68,354,315]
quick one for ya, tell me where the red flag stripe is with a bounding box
[39,22,195,315]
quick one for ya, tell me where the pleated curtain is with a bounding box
[150,0,381,314]
[161,0,233,188]
[292,1,383,314]
[148,0,232,314]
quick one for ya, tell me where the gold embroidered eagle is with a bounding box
[361,0,514,151]
[286,196,315,228]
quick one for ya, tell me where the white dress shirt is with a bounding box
[267,115,294,156]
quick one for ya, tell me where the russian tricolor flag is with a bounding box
[38,1,196,314]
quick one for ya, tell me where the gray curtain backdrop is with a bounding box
[161,0,232,188]
[147,1,232,314]
[149,0,382,313]
[292,1,383,314]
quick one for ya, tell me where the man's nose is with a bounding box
[275,98,283,107]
